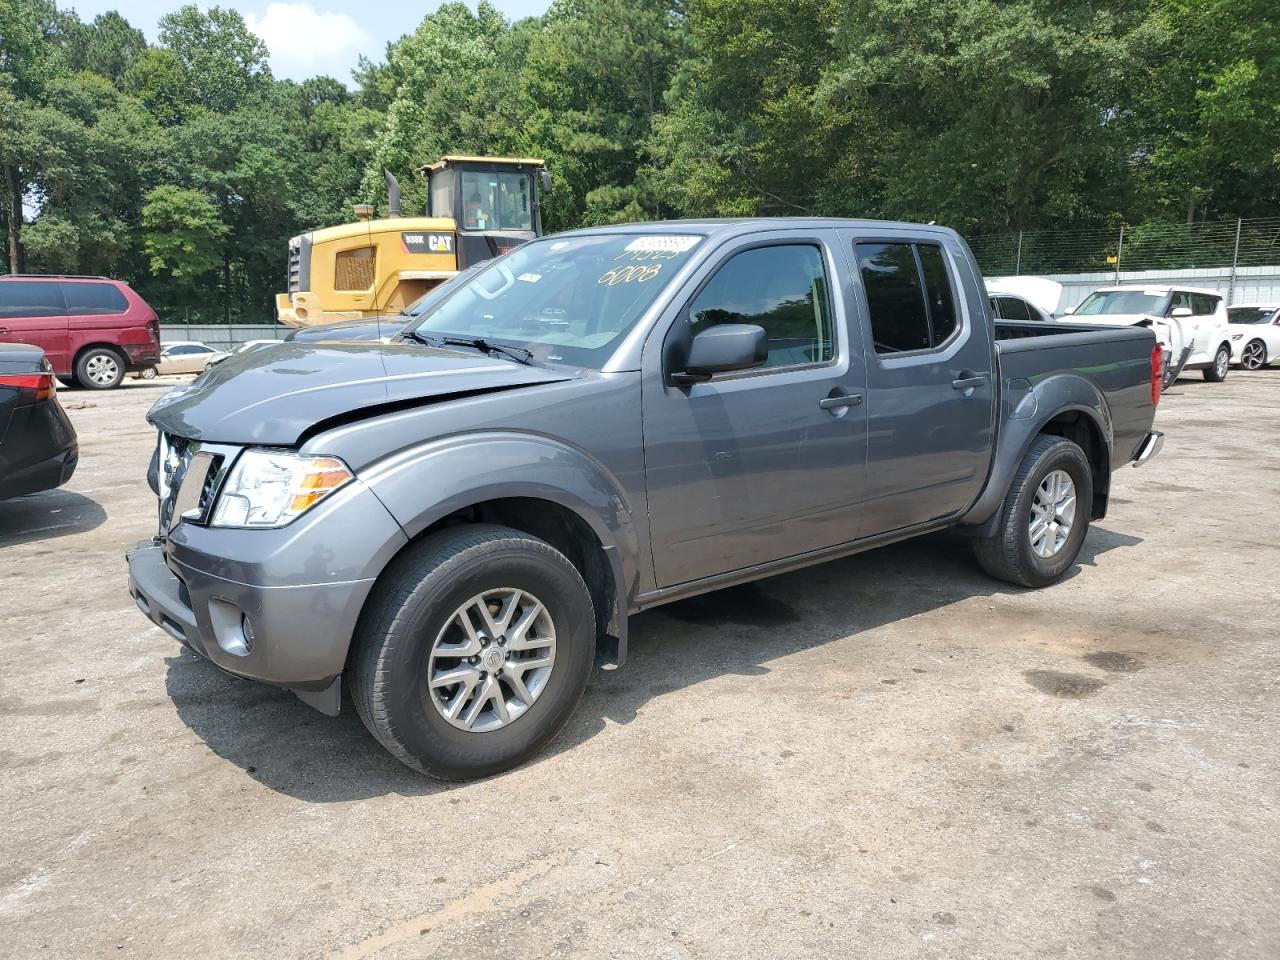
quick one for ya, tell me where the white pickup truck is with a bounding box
[1061,284,1231,384]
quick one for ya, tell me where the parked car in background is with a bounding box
[154,341,227,376]
[1060,284,1231,383]
[0,275,160,390]
[1227,303,1280,370]
[986,277,1062,322]
[128,218,1165,779]
[0,343,77,499]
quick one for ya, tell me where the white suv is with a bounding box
[1062,285,1231,382]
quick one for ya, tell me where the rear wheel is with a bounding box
[1203,344,1230,382]
[75,347,125,389]
[351,524,595,780]
[1241,339,1267,371]
[973,435,1094,588]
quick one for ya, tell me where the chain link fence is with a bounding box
[968,216,1280,281]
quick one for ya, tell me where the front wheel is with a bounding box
[351,524,595,780]
[973,435,1094,588]
[1203,344,1230,382]
[1240,339,1267,371]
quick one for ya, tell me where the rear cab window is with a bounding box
[0,281,67,318]
[855,241,960,355]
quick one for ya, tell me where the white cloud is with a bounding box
[245,3,373,85]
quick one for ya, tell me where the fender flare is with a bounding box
[961,372,1113,533]
[358,430,641,659]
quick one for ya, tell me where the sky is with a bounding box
[60,0,551,85]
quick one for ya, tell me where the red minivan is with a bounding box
[0,275,161,389]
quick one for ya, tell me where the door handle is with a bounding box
[0,327,9,335]
[952,374,987,390]
[819,393,863,410]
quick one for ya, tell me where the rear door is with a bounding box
[61,281,130,350]
[841,230,996,536]
[642,232,868,587]
[0,281,70,374]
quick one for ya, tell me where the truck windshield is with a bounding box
[460,171,534,231]
[404,233,703,368]
[1074,290,1166,316]
[1227,306,1274,324]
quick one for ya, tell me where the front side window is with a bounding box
[460,171,533,232]
[335,247,376,291]
[61,282,127,315]
[1168,291,1193,313]
[687,245,833,369]
[0,281,66,318]
[856,241,959,354]
[406,233,703,369]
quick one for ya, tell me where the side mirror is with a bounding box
[1170,306,1192,318]
[673,324,768,384]
[540,169,553,195]
[1062,305,1075,315]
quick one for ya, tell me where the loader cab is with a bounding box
[421,156,552,269]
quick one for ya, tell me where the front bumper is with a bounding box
[126,539,376,713]
[1131,431,1164,467]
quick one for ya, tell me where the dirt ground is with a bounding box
[2,369,1277,959]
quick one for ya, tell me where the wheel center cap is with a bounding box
[481,647,504,671]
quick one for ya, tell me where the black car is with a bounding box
[0,343,78,499]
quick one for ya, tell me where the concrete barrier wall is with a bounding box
[159,324,291,350]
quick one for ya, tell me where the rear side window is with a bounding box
[688,244,833,369]
[856,241,959,354]
[62,282,128,315]
[1191,293,1219,315]
[996,296,1032,322]
[0,281,66,318]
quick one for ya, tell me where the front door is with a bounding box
[0,281,70,373]
[643,235,868,588]
[842,232,996,536]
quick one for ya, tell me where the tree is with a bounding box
[59,10,147,82]
[141,184,229,286]
[157,4,270,113]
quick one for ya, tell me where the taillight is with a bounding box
[1150,342,1163,407]
[147,317,160,344]
[0,372,56,403]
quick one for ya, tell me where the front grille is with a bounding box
[157,433,233,533]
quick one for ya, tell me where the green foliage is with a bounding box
[157,4,271,113]
[141,185,228,281]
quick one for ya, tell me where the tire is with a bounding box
[973,435,1094,588]
[138,366,158,380]
[1241,339,1267,371]
[1203,343,1230,382]
[351,524,595,780]
[75,347,126,390]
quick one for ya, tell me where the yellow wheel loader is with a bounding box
[275,156,552,328]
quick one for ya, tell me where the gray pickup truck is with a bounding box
[127,219,1164,779]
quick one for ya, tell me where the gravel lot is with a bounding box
[2,370,1278,959]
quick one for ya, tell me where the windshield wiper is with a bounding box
[403,330,534,366]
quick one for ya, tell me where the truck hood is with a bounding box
[147,341,575,445]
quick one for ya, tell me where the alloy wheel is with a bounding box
[1242,340,1266,370]
[1029,469,1076,559]
[427,588,556,732]
[85,353,120,385]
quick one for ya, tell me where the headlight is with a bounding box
[1231,333,1244,341]
[210,449,353,528]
